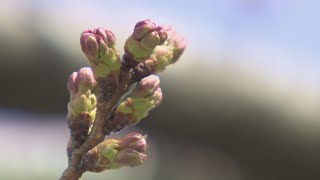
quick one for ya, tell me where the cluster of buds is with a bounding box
[124,22,187,81]
[83,133,147,172]
[80,28,121,79]
[124,19,167,61]
[61,19,186,180]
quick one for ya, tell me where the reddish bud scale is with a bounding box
[68,112,92,148]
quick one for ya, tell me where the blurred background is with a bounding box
[1,0,320,179]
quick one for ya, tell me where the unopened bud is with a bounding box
[113,77,163,126]
[80,31,99,61]
[133,19,157,40]
[113,148,147,167]
[67,67,96,96]
[146,26,187,72]
[76,67,96,93]
[124,19,168,61]
[95,28,115,47]
[80,28,121,78]
[120,133,147,153]
[131,75,160,98]
[83,133,148,172]
[156,26,168,44]
[167,29,187,63]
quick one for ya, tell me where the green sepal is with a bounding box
[100,139,119,162]
[91,64,111,78]
[116,99,133,114]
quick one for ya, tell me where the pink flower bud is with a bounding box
[166,27,187,63]
[121,133,147,153]
[133,19,157,40]
[80,28,116,63]
[156,26,168,44]
[75,67,96,92]
[67,72,78,95]
[132,75,160,98]
[124,19,168,61]
[95,28,115,46]
[80,31,99,62]
[114,148,147,167]
[83,135,148,171]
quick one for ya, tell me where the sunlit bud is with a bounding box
[124,19,167,61]
[80,31,99,62]
[80,28,121,78]
[147,26,187,72]
[75,67,96,93]
[67,67,96,97]
[133,19,157,40]
[166,29,187,63]
[95,28,115,47]
[131,75,160,98]
[150,45,173,72]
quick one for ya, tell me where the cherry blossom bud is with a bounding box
[113,75,163,126]
[83,133,148,172]
[120,133,147,153]
[131,75,160,98]
[80,28,121,78]
[124,19,167,61]
[149,26,187,72]
[113,148,147,167]
[75,67,97,93]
